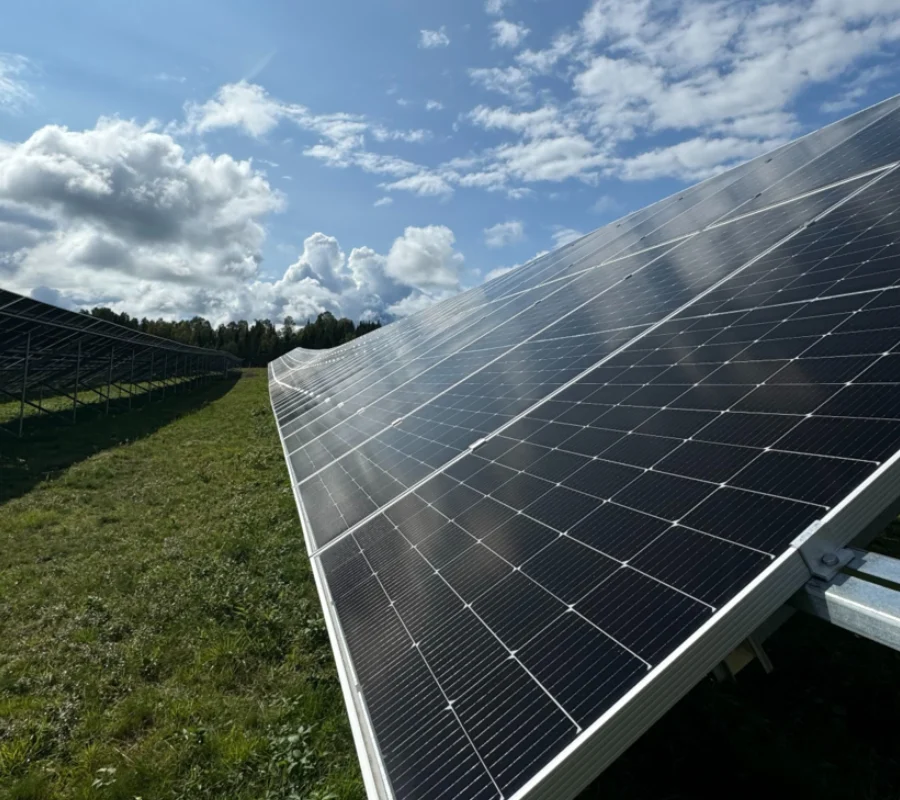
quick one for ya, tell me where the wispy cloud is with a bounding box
[0,53,34,113]
[154,72,187,84]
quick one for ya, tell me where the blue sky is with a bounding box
[1,0,900,324]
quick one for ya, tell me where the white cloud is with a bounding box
[618,135,781,181]
[572,0,900,142]
[371,126,429,143]
[492,20,530,49]
[493,134,605,182]
[484,219,524,247]
[457,0,900,192]
[184,81,284,137]
[382,172,454,197]
[506,186,534,200]
[419,28,450,49]
[0,116,467,324]
[385,225,465,293]
[0,53,33,113]
[174,2,900,208]
[184,80,428,148]
[551,227,584,248]
[485,0,512,15]
[516,33,579,73]
[468,66,532,100]
[373,196,393,207]
[425,99,444,111]
[0,117,282,316]
[182,81,437,190]
[469,104,572,139]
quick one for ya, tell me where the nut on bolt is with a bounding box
[820,552,839,567]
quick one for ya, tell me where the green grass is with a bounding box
[0,369,362,799]
[2,367,899,799]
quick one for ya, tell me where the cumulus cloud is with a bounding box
[384,225,464,293]
[0,53,33,113]
[484,219,524,247]
[0,118,283,304]
[184,81,284,137]
[419,28,450,49]
[373,196,393,207]
[425,99,444,111]
[492,20,530,49]
[0,117,467,324]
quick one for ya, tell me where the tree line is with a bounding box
[82,308,382,366]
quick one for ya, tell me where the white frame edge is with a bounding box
[268,368,394,800]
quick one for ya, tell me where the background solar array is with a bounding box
[1,290,239,418]
[269,96,900,800]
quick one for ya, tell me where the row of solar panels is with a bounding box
[0,289,240,415]
[269,94,900,800]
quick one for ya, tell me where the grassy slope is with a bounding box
[0,370,362,800]
[2,368,899,799]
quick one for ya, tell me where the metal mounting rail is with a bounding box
[791,549,900,653]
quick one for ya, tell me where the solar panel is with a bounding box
[269,95,900,800]
[0,289,240,434]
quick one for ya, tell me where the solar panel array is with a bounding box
[269,95,900,800]
[0,289,240,432]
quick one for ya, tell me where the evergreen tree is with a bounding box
[83,307,382,365]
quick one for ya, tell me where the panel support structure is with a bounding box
[792,549,900,653]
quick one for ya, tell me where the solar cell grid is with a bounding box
[269,96,900,800]
[292,177,875,547]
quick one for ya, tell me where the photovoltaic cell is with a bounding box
[269,96,900,800]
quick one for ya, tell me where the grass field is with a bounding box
[0,370,361,799]
[2,369,899,799]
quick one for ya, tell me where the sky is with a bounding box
[1,0,900,326]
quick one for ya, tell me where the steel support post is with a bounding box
[105,346,114,414]
[73,341,81,422]
[18,331,31,437]
[129,348,135,410]
[149,351,154,402]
